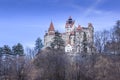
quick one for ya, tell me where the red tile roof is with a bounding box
[48,22,55,31]
[77,25,82,30]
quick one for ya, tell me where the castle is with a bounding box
[44,16,94,54]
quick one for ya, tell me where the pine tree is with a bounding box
[35,37,43,53]
[51,31,65,49]
[12,43,24,55]
[0,47,3,56]
[3,45,12,55]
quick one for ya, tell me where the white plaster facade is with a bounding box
[65,44,73,52]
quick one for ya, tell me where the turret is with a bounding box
[48,22,55,35]
[88,23,94,53]
[88,23,94,32]
[65,16,75,33]
[44,22,55,48]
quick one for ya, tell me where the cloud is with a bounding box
[84,0,103,16]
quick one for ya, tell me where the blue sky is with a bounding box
[0,0,120,48]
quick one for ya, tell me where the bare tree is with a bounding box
[105,20,120,55]
[94,30,109,53]
[34,48,67,80]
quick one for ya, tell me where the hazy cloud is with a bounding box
[82,0,107,16]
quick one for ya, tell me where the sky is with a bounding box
[0,0,120,48]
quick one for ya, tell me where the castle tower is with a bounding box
[65,16,75,33]
[75,25,83,52]
[44,22,55,48]
[88,23,94,32]
[88,23,94,43]
[88,23,94,54]
[48,22,55,35]
[65,16,75,46]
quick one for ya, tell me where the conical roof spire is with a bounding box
[48,21,55,31]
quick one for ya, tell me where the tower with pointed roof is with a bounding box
[44,17,94,54]
[44,22,55,47]
[48,22,55,35]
